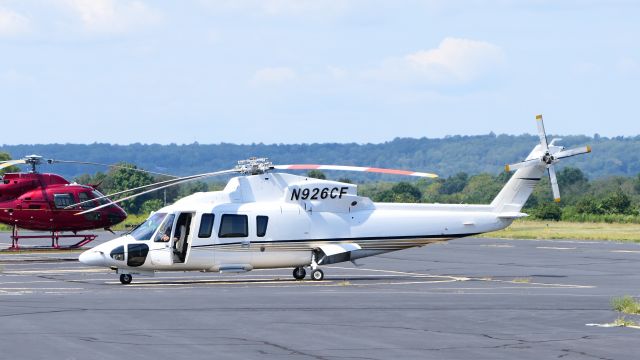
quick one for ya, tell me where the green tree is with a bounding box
[0,152,20,175]
[390,182,422,203]
[307,170,326,180]
[575,196,602,214]
[140,199,164,215]
[600,190,632,214]
[440,172,468,195]
[102,163,156,214]
[178,181,208,198]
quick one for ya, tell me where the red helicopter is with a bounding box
[0,155,128,250]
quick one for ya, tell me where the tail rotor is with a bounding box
[505,115,591,202]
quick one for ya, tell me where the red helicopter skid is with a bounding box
[8,226,97,250]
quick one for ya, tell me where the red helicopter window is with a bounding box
[78,192,96,209]
[53,193,75,208]
[92,190,110,205]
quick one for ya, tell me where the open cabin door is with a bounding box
[149,212,194,266]
[172,212,194,264]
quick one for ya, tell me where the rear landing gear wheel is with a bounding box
[293,267,306,280]
[311,269,324,281]
[120,274,132,284]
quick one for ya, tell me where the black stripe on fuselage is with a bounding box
[190,232,481,249]
[517,177,542,181]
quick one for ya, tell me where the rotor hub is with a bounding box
[24,155,43,173]
[235,157,274,175]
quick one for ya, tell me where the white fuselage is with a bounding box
[79,172,522,274]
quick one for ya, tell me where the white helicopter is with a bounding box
[79,115,590,284]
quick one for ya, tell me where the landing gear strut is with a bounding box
[293,266,306,280]
[120,274,132,285]
[309,251,324,281]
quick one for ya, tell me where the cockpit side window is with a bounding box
[78,192,95,209]
[91,190,110,205]
[154,214,176,242]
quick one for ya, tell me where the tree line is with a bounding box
[3,150,640,222]
[1,132,639,181]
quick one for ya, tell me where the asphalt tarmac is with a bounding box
[0,232,639,360]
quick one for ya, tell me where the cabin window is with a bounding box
[218,214,248,238]
[256,216,268,237]
[53,193,75,208]
[198,214,215,238]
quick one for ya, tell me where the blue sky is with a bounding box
[0,0,639,145]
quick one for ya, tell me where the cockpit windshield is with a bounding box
[130,212,167,241]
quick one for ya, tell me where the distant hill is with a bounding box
[1,134,638,181]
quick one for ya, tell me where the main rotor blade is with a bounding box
[555,145,591,160]
[505,158,541,172]
[76,169,239,215]
[548,165,561,202]
[66,171,226,210]
[536,114,549,152]
[48,159,178,178]
[273,164,438,178]
[0,160,26,170]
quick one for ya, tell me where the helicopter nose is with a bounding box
[79,249,107,267]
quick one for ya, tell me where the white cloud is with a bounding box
[251,67,297,86]
[368,37,505,84]
[58,0,161,33]
[0,8,30,36]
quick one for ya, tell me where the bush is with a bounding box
[532,202,562,221]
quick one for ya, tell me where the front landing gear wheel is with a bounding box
[120,274,132,284]
[293,267,306,280]
[311,269,324,281]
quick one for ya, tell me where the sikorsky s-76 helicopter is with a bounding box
[79,116,590,284]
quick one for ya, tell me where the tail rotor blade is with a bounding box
[274,164,438,178]
[536,114,549,152]
[555,145,591,160]
[505,158,541,172]
[548,165,561,202]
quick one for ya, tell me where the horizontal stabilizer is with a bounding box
[497,212,529,219]
[317,243,361,257]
